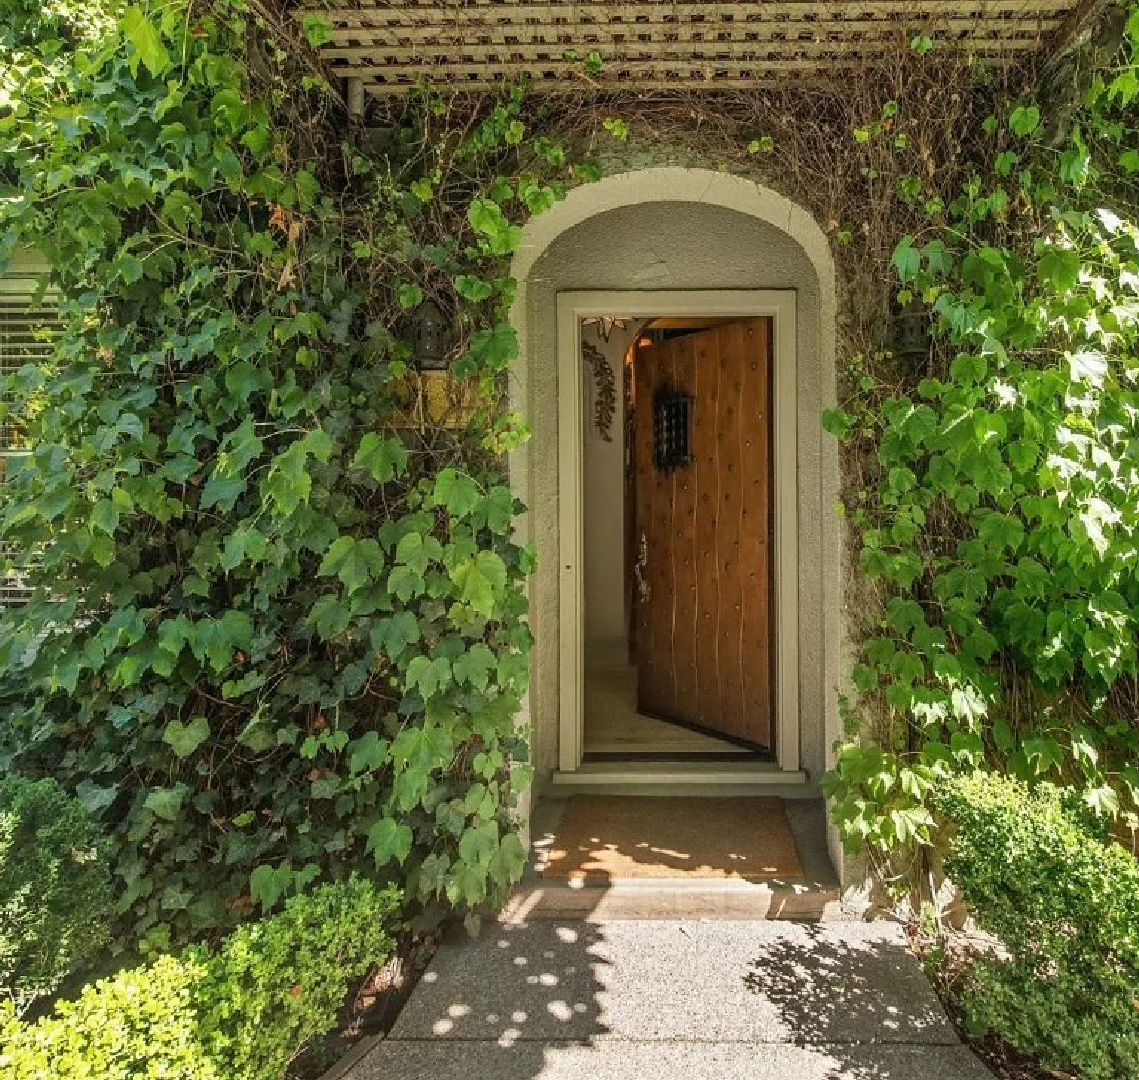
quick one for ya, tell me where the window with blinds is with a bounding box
[0,263,59,605]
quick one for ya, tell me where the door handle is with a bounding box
[634,530,650,602]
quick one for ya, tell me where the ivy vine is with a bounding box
[822,4,1139,855]
[0,0,602,947]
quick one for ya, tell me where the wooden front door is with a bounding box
[632,318,774,749]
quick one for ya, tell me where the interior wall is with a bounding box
[514,191,833,792]
[581,327,637,656]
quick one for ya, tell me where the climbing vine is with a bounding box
[0,0,604,947]
[821,3,1139,856]
[4,0,1139,940]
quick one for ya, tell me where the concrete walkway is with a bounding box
[340,919,996,1080]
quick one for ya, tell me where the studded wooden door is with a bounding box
[632,318,774,749]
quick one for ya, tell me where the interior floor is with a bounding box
[584,646,751,758]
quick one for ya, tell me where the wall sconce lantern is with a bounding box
[891,299,931,364]
[410,300,452,370]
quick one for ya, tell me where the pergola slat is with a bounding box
[295,0,1088,94]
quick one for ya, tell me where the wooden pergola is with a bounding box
[294,0,1102,97]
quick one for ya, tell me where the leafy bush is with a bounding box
[937,772,1139,1080]
[0,876,399,1080]
[0,775,111,1014]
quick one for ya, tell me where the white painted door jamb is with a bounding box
[557,290,800,776]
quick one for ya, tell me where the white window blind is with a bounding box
[0,260,59,605]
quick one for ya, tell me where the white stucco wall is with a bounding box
[509,168,844,871]
[581,327,637,653]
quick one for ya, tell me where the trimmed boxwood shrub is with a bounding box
[0,875,400,1080]
[937,772,1139,1080]
[0,775,111,1014]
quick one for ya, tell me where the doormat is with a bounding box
[541,795,803,881]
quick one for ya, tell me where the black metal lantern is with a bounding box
[410,300,451,370]
[891,300,931,364]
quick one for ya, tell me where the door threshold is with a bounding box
[583,751,767,763]
[551,760,809,794]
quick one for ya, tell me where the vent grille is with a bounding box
[0,270,60,606]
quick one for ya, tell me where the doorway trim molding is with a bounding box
[556,290,800,774]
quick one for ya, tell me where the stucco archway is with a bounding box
[508,168,843,868]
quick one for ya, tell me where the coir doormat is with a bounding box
[541,795,804,881]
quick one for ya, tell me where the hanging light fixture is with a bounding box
[581,315,631,342]
[409,299,452,370]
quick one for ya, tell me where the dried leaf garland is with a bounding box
[582,340,616,441]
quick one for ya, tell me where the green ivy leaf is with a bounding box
[348,730,390,774]
[391,722,454,773]
[1009,104,1041,137]
[162,716,210,758]
[909,33,933,56]
[467,199,523,255]
[454,275,495,302]
[302,15,334,47]
[518,182,558,215]
[237,717,276,754]
[220,526,268,571]
[249,863,287,911]
[370,610,421,660]
[143,784,189,822]
[891,236,920,285]
[457,324,518,376]
[76,781,119,816]
[367,817,413,867]
[91,499,120,536]
[453,643,496,690]
[482,486,515,535]
[433,468,481,518]
[354,432,408,483]
[450,550,507,617]
[398,283,424,310]
[263,443,312,515]
[318,536,385,594]
[121,6,171,77]
[405,655,451,699]
[1084,784,1119,816]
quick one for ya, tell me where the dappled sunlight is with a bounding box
[742,924,960,1080]
[502,794,842,922]
[540,795,804,882]
[388,921,611,1052]
[357,918,994,1080]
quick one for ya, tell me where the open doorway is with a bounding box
[582,315,775,761]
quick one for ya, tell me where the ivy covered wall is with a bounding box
[0,0,599,947]
[1,0,1138,953]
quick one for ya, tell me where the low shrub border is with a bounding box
[0,775,111,1014]
[0,876,400,1080]
[935,772,1139,1080]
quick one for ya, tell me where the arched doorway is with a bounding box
[508,169,841,818]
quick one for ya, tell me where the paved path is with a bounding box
[340,919,995,1080]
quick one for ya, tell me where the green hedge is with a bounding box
[937,772,1139,1080]
[0,876,399,1080]
[0,775,111,1014]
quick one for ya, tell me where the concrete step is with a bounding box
[549,760,810,797]
[502,876,844,922]
[349,1038,994,1080]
